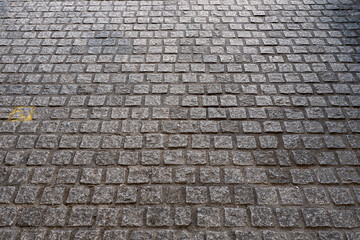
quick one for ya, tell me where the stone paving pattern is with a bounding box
[0,0,360,239]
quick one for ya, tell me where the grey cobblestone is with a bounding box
[302,208,332,227]
[0,0,359,237]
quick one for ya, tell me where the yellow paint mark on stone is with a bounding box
[8,107,35,121]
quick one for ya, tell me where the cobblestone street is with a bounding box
[0,0,360,239]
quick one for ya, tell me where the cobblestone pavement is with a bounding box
[0,0,360,239]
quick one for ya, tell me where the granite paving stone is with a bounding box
[0,0,359,238]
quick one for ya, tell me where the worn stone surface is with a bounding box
[0,0,359,237]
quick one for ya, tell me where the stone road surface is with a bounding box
[0,0,360,239]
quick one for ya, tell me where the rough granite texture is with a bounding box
[0,0,360,239]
